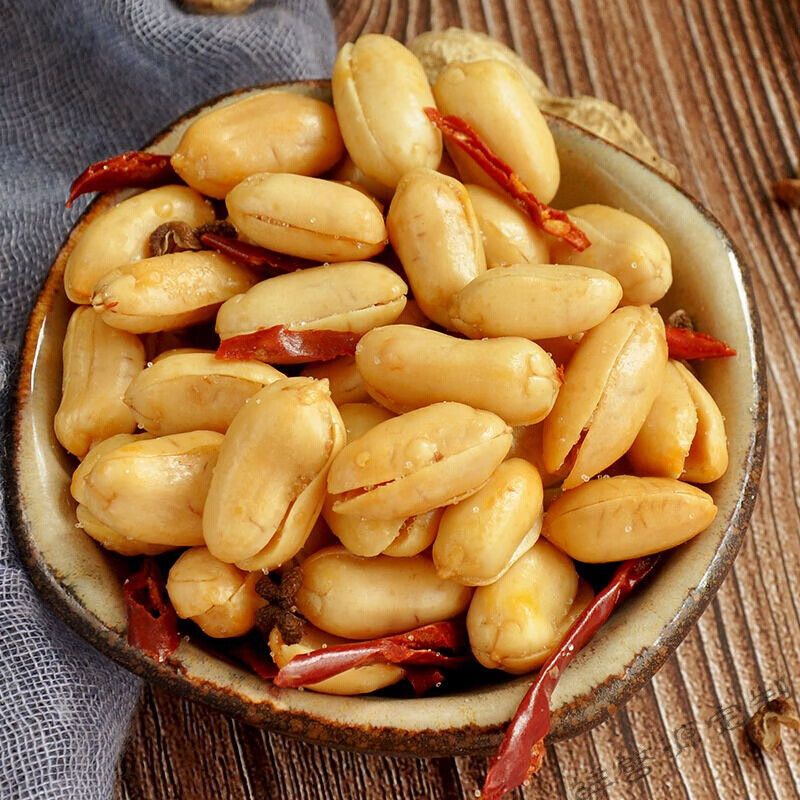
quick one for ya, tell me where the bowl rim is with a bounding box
[7,78,768,758]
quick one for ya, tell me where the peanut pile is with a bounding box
[55,33,728,696]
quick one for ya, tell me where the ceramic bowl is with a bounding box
[8,80,767,757]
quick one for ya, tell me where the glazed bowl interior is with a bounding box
[10,81,766,757]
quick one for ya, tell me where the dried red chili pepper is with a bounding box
[405,667,447,697]
[665,326,737,360]
[200,232,315,275]
[274,621,468,688]
[424,108,590,251]
[216,325,362,365]
[66,151,178,207]
[482,555,661,800]
[122,558,180,663]
[226,639,279,681]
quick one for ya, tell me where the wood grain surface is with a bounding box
[115,1,800,798]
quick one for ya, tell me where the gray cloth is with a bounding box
[0,2,336,798]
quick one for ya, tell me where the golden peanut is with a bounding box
[323,403,440,558]
[301,357,370,405]
[322,401,404,556]
[216,261,408,341]
[543,475,718,562]
[71,433,150,503]
[356,325,560,426]
[466,184,551,268]
[54,307,144,458]
[628,360,698,479]
[328,402,512,520]
[433,60,560,203]
[75,504,173,557]
[450,264,623,340]
[381,510,442,557]
[550,204,673,306]
[387,169,485,328]
[434,459,543,586]
[64,185,215,304]
[508,424,565,488]
[543,306,668,489]
[295,546,472,639]
[332,34,442,189]
[227,172,387,262]
[124,352,284,435]
[673,361,728,483]
[337,402,395,442]
[167,547,263,638]
[393,298,432,328]
[204,377,345,567]
[324,500,438,558]
[269,624,405,695]
[467,540,587,673]
[72,431,223,546]
[171,91,344,198]
[92,251,257,334]
[535,334,583,367]
[328,153,394,203]
[151,347,212,363]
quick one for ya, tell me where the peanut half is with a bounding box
[226,172,387,262]
[295,546,472,639]
[356,324,560,426]
[327,401,512,520]
[203,377,345,568]
[55,306,145,458]
[332,34,442,189]
[216,261,407,341]
[542,475,718,562]
[171,91,344,198]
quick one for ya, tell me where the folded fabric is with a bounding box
[0,2,336,798]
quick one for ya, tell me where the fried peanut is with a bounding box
[92,251,257,333]
[387,169,485,328]
[466,184,551,268]
[543,306,668,488]
[203,377,345,568]
[124,351,284,434]
[381,510,442,557]
[171,91,344,198]
[332,34,442,189]
[450,264,623,341]
[55,307,145,458]
[295,546,472,639]
[64,185,215,304]
[72,431,223,546]
[433,459,543,586]
[550,204,673,306]
[301,357,370,405]
[323,403,442,557]
[628,360,698,479]
[508,424,566,488]
[433,60,559,203]
[226,172,387,262]
[356,325,560,426]
[75,504,173,556]
[328,153,394,202]
[674,361,729,483]
[543,475,718,562]
[269,624,405,695]
[467,540,591,673]
[216,261,407,341]
[167,547,263,638]
[327,402,512,520]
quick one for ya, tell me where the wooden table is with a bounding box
[115,1,800,798]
